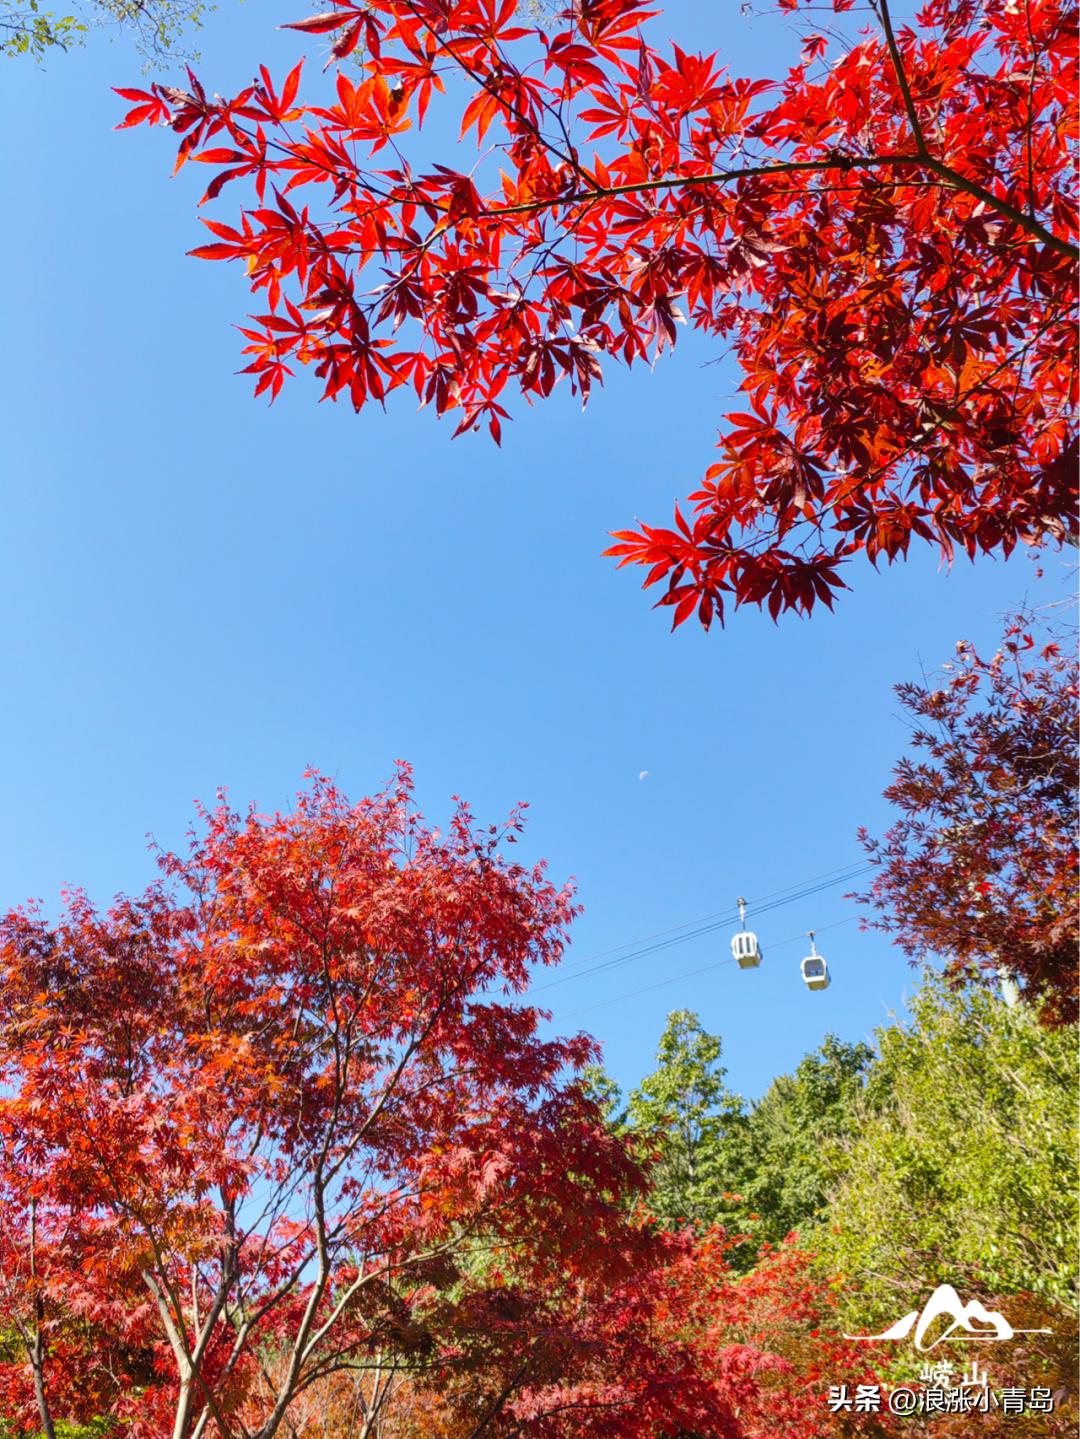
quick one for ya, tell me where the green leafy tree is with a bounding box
[624,1010,747,1230]
[580,1063,626,1130]
[0,1418,113,1439]
[734,1036,874,1249]
[600,1021,871,1260]
[814,976,1079,1329]
[2,0,206,63]
[1,3,83,58]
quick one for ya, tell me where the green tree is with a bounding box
[2,0,205,63]
[625,1010,747,1229]
[580,1062,626,1130]
[606,1019,871,1260]
[814,976,1079,1329]
[735,1035,873,1249]
[1,3,82,58]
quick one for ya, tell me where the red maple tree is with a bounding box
[0,774,903,1439]
[0,1198,165,1436]
[322,1227,895,1436]
[482,1232,894,1437]
[856,612,1079,1025]
[0,769,655,1438]
[116,0,1077,624]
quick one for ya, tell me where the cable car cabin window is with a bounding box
[801,955,830,990]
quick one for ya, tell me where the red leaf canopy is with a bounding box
[0,769,656,1434]
[857,614,1079,1025]
[118,0,1077,623]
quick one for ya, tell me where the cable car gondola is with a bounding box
[801,931,830,991]
[730,897,763,970]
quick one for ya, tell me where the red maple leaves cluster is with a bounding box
[857,614,1079,1025]
[116,0,1077,624]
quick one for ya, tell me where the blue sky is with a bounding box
[1,0,1065,1102]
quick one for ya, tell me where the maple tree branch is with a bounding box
[13,1198,58,1439]
[917,155,1074,258]
[867,0,1069,254]
[252,1184,334,1439]
[486,154,895,215]
[51,1074,243,1439]
[873,0,928,157]
[483,152,1077,257]
[1022,0,1041,219]
[816,307,1070,521]
[242,962,468,1439]
[142,1267,244,1439]
[360,1357,397,1439]
[462,1355,536,1439]
[393,0,585,180]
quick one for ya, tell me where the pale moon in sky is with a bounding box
[638,770,649,781]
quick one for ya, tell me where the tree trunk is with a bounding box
[30,1337,57,1439]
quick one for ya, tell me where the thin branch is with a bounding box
[874,0,928,155]
[481,152,1077,257]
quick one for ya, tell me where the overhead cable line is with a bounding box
[561,915,860,1019]
[548,860,869,976]
[531,862,872,995]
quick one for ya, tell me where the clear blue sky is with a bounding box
[1,0,1064,1102]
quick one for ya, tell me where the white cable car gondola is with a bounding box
[731,897,763,970]
[800,931,830,991]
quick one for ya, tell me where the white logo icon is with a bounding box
[844,1284,1052,1352]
